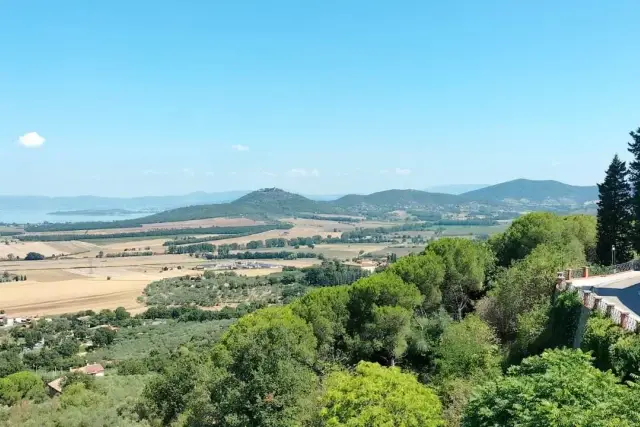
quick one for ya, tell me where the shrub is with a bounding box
[581,314,624,371]
[610,333,640,380]
[24,252,45,261]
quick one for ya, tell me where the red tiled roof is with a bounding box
[72,363,105,375]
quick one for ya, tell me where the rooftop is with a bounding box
[47,377,63,393]
[71,363,105,375]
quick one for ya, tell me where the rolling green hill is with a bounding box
[23,180,598,232]
[24,189,338,231]
[334,189,465,211]
[461,179,598,204]
[141,188,336,223]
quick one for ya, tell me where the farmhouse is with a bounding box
[46,378,63,396]
[71,363,105,376]
[48,363,106,395]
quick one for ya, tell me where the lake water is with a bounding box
[0,210,148,225]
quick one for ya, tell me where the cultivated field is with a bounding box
[0,254,197,317]
[0,217,427,316]
[0,253,320,317]
[24,217,264,236]
[0,240,99,258]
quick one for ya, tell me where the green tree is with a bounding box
[0,350,24,377]
[388,252,445,312]
[317,361,444,427]
[291,286,350,360]
[117,358,149,375]
[480,242,585,341]
[0,371,46,406]
[23,329,43,349]
[59,382,103,409]
[347,273,423,365]
[404,310,452,378]
[56,338,80,358]
[610,333,640,381]
[627,126,640,253]
[434,315,501,426]
[114,306,131,321]
[203,307,319,427]
[92,327,116,347]
[435,315,500,381]
[490,212,564,267]
[424,239,493,319]
[561,214,597,263]
[24,251,45,261]
[143,351,206,425]
[596,155,633,265]
[462,349,640,427]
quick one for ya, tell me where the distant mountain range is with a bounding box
[114,179,599,227]
[461,179,598,205]
[2,179,599,226]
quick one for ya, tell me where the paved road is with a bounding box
[571,271,640,320]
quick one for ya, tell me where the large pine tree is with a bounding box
[596,155,633,265]
[627,127,640,252]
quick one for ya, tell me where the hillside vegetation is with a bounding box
[333,189,465,211]
[22,180,597,232]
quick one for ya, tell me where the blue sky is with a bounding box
[2,1,640,196]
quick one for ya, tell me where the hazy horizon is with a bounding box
[0,179,598,199]
[3,2,638,196]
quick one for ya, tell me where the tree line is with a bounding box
[595,126,640,264]
[16,223,292,242]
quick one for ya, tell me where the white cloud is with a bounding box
[379,169,390,175]
[231,144,249,151]
[182,168,195,177]
[18,132,45,148]
[288,168,319,177]
[395,168,411,175]
[262,171,277,177]
[205,171,215,177]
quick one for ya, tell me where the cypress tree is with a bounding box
[627,127,640,252]
[596,155,633,265]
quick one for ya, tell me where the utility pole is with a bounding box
[612,245,616,272]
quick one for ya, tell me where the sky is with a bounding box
[2,1,640,197]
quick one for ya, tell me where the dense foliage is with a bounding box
[5,200,640,427]
[463,349,640,426]
[317,361,444,426]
